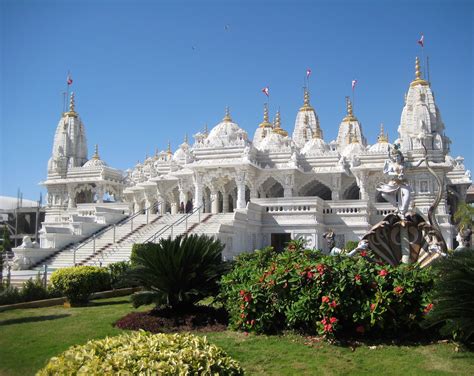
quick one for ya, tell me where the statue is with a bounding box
[376,144,424,218]
[455,228,472,252]
[18,236,35,249]
[323,230,342,256]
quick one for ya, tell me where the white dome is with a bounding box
[368,142,391,153]
[207,110,247,147]
[342,142,366,158]
[83,157,107,168]
[301,137,329,155]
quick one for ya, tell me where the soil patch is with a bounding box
[115,305,228,333]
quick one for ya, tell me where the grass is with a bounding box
[0,297,473,375]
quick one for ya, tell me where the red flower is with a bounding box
[240,304,245,310]
[360,250,367,257]
[317,264,325,275]
[240,313,246,318]
[329,300,338,308]
[244,293,252,302]
[239,290,245,296]
[370,303,376,311]
[250,319,255,326]
[356,325,365,334]
[322,296,330,304]
[329,317,338,324]
[323,323,333,332]
[379,269,388,277]
[424,303,434,314]
[307,271,314,280]
[394,286,404,295]
[354,274,361,281]
[321,317,327,325]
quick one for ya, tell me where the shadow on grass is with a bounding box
[87,299,130,307]
[0,314,70,326]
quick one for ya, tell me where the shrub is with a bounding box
[37,331,244,375]
[220,247,434,339]
[424,250,474,344]
[50,266,111,305]
[129,234,229,311]
[20,275,49,302]
[0,285,21,306]
[107,261,134,288]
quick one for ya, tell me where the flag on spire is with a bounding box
[67,72,73,85]
[418,33,424,47]
[306,68,312,79]
[352,79,357,90]
[261,86,269,97]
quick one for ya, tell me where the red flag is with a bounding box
[261,86,269,97]
[352,79,357,90]
[67,73,73,85]
[418,33,424,47]
[306,68,312,78]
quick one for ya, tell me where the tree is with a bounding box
[454,201,474,232]
[129,234,229,311]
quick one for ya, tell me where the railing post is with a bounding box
[198,207,201,223]
[113,224,116,243]
[6,265,11,287]
[93,234,96,253]
[73,246,77,266]
[43,264,48,288]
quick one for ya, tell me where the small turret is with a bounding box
[273,109,288,137]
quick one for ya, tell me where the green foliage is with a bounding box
[129,234,229,310]
[220,248,434,339]
[37,331,243,375]
[345,240,359,252]
[20,275,49,302]
[453,201,474,231]
[0,285,21,305]
[424,250,474,344]
[107,261,134,288]
[50,266,111,305]
[1,224,11,252]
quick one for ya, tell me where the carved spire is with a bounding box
[273,109,288,136]
[64,92,78,118]
[167,141,172,156]
[343,96,357,122]
[377,123,389,143]
[223,106,232,122]
[259,103,272,128]
[92,144,100,160]
[410,57,429,87]
[184,133,188,144]
[299,88,315,112]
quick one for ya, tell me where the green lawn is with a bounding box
[0,297,473,375]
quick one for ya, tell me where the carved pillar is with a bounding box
[284,174,294,198]
[222,190,229,213]
[171,202,178,214]
[331,175,342,200]
[193,173,203,208]
[236,172,246,209]
[210,188,219,214]
[357,172,368,200]
[67,185,76,209]
[250,187,258,200]
[96,184,104,203]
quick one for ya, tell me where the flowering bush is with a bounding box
[220,247,434,339]
[37,331,243,375]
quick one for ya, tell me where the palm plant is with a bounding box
[129,234,228,311]
[424,250,474,344]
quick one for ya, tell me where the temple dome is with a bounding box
[258,131,291,151]
[368,124,391,153]
[207,108,248,147]
[83,145,107,168]
[301,137,329,155]
[342,139,366,158]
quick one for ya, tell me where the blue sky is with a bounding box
[1,0,473,201]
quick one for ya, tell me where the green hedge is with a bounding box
[220,247,434,338]
[50,266,110,305]
[37,331,244,375]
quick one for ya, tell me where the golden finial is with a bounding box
[299,88,314,112]
[64,92,77,118]
[273,109,288,137]
[410,57,429,87]
[167,141,172,155]
[259,103,272,128]
[343,96,357,122]
[223,107,232,122]
[377,123,389,143]
[92,144,100,160]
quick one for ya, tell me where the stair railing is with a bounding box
[143,199,213,244]
[71,201,162,266]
